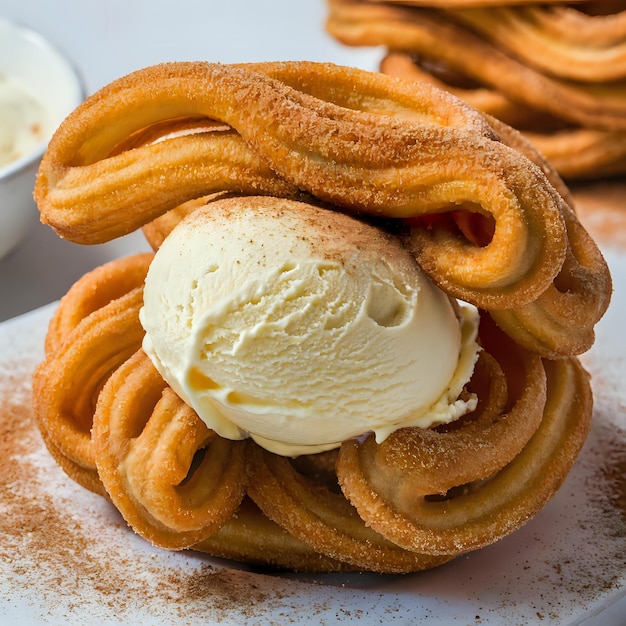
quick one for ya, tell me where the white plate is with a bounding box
[1,186,625,625]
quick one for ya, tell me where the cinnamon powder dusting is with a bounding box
[0,356,341,624]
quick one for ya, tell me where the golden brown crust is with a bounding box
[336,319,593,555]
[33,246,596,571]
[194,498,353,572]
[247,445,453,573]
[451,4,626,84]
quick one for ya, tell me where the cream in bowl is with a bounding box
[0,18,84,259]
[0,73,49,168]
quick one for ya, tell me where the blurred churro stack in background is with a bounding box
[326,0,626,180]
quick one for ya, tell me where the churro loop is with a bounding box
[32,254,152,495]
[34,254,350,572]
[491,201,613,357]
[398,113,611,357]
[44,253,153,355]
[526,128,626,181]
[327,0,626,130]
[135,84,610,358]
[343,331,545,498]
[528,2,626,46]
[337,320,593,555]
[92,349,249,550]
[35,60,571,310]
[247,445,453,573]
[477,117,612,356]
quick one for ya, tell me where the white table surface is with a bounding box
[0,0,381,321]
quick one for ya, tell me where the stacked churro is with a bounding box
[33,61,611,572]
[327,0,626,180]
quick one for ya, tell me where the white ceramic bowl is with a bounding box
[0,18,84,259]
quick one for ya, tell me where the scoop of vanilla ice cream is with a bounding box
[140,196,479,456]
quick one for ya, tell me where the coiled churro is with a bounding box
[32,60,610,573]
[32,254,353,572]
[93,349,249,550]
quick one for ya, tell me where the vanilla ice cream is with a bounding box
[140,196,479,456]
